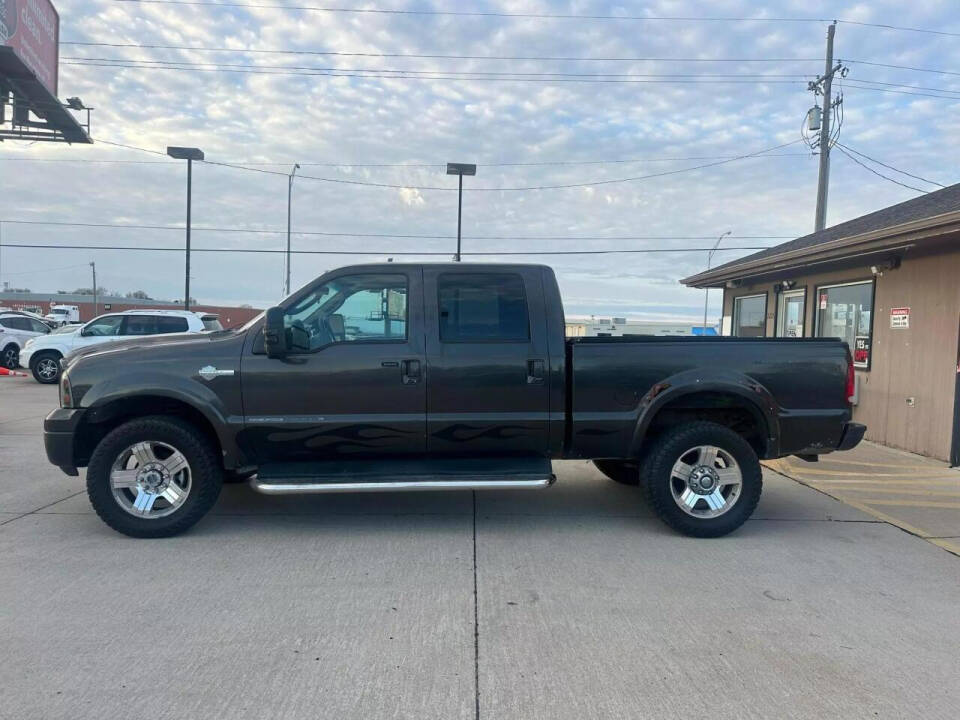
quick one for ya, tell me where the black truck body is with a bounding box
[43,263,864,538]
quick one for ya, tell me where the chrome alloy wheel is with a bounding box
[35,357,59,380]
[110,441,192,519]
[669,445,742,519]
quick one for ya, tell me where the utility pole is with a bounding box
[285,163,300,296]
[703,231,731,333]
[806,22,846,232]
[814,23,836,231]
[90,262,98,318]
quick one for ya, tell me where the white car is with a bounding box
[20,310,222,384]
[0,311,54,369]
[44,305,81,327]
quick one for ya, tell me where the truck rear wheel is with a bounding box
[641,422,762,538]
[592,459,640,486]
[86,416,223,538]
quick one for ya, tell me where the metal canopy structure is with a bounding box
[0,46,91,144]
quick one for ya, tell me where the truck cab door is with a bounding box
[239,268,426,463]
[423,267,551,457]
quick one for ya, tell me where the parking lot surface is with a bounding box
[2,375,959,719]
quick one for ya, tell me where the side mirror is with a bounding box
[263,307,287,358]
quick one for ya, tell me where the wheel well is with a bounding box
[30,348,62,364]
[646,391,769,457]
[74,396,223,468]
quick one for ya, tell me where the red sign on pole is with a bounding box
[1,0,59,96]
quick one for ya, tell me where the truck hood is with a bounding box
[64,331,230,368]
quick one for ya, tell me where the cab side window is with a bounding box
[438,273,529,343]
[283,274,408,352]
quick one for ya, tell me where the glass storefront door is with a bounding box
[777,290,806,337]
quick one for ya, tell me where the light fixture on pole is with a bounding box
[446,163,476,261]
[285,163,300,296]
[703,231,731,333]
[166,146,205,310]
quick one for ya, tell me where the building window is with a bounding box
[732,294,767,337]
[815,280,874,369]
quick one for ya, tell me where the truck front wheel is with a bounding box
[641,422,762,538]
[592,459,640,486]
[86,416,223,538]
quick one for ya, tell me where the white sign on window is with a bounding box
[890,307,910,329]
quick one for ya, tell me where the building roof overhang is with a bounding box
[682,209,960,288]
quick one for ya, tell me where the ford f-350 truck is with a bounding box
[43,263,864,538]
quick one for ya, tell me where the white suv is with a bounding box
[20,310,222,384]
[0,311,53,369]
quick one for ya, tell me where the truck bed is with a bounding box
[565,336,851,460]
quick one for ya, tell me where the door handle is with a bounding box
[527,359,545,384]
[401,359,421,385]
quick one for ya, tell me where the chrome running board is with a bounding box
[251,476,555,495]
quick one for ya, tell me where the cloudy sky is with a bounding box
[1,0,958,321]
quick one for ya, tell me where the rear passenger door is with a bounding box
[423,267,551,457]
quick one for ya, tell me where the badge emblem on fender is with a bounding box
[199,365,234,380]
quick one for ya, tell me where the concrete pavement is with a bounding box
[2,376,959,719]
[767,441,960,556]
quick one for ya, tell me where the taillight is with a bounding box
[846,354,856,405]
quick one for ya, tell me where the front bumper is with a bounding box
[18,346,34,369]
[43,407,86,476]
[837,422,866,451]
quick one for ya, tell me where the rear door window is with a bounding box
[123,316,190,335]
[438,273,530,343]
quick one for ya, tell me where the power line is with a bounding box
[0,152,812,167]
[110,2,960,37]
[61,41,823,64]
[841,82,960,101]
[834,143,946,188]
[111,1,831,23]
[847,78,960,96]
[61,57,813,79]
[197,139,807,191]
[0,218,794,241]
[1,242,775,256]
[61,61,810,84]
[835,145,929,193]
[845,60,960,78]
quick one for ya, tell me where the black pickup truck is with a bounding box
[44,263,864,538]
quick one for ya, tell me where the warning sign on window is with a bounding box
[819,293,827,310]
[890,307,910,329]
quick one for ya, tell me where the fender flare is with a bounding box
[79,371,244,466]
[628,369,780,458]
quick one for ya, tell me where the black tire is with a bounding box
[1,343,19,369]
[641,422,762,538]
[86,416,223,538]
[593,459,640,486]
[31,351,62,384]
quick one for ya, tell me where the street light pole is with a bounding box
[286,163,300,296]
[90,261,97,318]
[446,163,477,261]
[703,231,731,333]
[166,146,205,311]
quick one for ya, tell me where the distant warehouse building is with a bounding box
[565,316,718,337]
[682,184,960,464]
[0,292,262,328]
